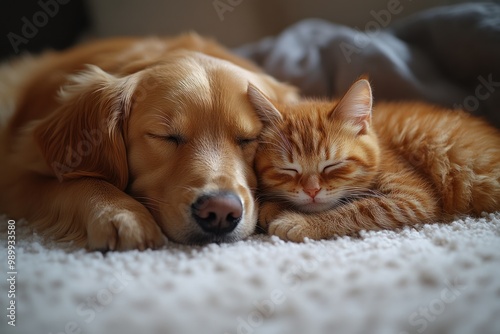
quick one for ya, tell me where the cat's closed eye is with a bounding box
[279,168,299,176]
[322,161,345,174]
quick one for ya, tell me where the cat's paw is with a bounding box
[268,212,321,242]
[87,206,165,251]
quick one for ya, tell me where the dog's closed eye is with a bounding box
[147,133,186,147]
[236,137,257,147]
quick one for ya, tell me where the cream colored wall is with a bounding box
[87,0,468,46]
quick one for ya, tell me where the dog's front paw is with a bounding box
[268,212,322,242]
[87,207,165,251]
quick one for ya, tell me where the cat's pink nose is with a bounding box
[304,188,321,198]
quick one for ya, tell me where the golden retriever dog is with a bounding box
[0,33,298,250]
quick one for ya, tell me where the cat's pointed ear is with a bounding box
[247,83,283,124]
[332,79,373,135]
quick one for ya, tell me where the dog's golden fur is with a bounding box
[0,34,298,250]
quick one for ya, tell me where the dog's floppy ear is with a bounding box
[33,65,142,190]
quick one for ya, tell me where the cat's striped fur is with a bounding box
[248,79,500,242]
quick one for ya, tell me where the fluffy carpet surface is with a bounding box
[1,213,500,334]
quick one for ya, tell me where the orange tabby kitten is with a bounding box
[248,79,500,242]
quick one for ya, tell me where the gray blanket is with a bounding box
[235,2,500,128]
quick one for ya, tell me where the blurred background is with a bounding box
[0,0,474,59]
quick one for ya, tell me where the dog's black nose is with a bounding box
[191,192,242,235]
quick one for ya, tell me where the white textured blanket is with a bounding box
[1,213,500,334]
